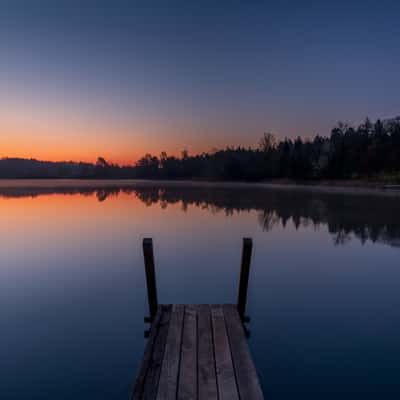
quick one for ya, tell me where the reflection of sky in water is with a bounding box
[1,184,400,399]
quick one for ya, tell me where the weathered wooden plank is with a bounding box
[223,304,264,400]
[132,306,164,399]
[178,305,197,400]
[196,305,218,400]
[134,303,263,400]
[156,304,185,400]
[143,305,172,400]
[211,305,240,400]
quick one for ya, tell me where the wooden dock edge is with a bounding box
[131,304,264,400]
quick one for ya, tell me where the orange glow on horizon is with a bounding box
[0,144,207,166]
[0,100,257,165]
[0,110,144,165]
[0,129,248,166]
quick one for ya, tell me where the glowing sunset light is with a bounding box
[1,1,399,165]
[0,102,259,165]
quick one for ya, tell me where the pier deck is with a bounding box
[132,303,264,400]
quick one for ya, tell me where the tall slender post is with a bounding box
[143,238,158,321]
[237,237,253,320]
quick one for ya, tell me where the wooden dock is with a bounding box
[132,239,264,399]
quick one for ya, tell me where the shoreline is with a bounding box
[0,178,399,197]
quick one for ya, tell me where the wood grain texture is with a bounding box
[211,305,239,400]
[224,304,264,400]
[197,305,218,400]
[143,305,172,400]
[133,304,263,400]
[156,305,185,400]
[177,305,197,400]
[132,306,164,400]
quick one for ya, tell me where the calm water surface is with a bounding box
[1,180,400,399]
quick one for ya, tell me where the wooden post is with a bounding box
[237,238,252,320]
[143,238,158,321]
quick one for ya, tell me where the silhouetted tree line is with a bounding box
[134,117,400,181]
[1,117,400,180]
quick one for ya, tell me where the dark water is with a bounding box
[1,180,400,399]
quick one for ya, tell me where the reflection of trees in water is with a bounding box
[96,188,122,202]
[257,210,280,232]
[129,186,400,248]
[1,184,400,248]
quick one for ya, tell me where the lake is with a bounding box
[1,180,400,399]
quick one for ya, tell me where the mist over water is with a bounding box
[1,181,399,399]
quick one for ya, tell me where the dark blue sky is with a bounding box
[1,0,400,162]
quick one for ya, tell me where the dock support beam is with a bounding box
[143,238,158,322]
[237,237,253,321]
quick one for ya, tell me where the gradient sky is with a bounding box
[1,0,400,164]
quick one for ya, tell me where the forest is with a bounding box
[2,117,400,181]
[131,117,400,181]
